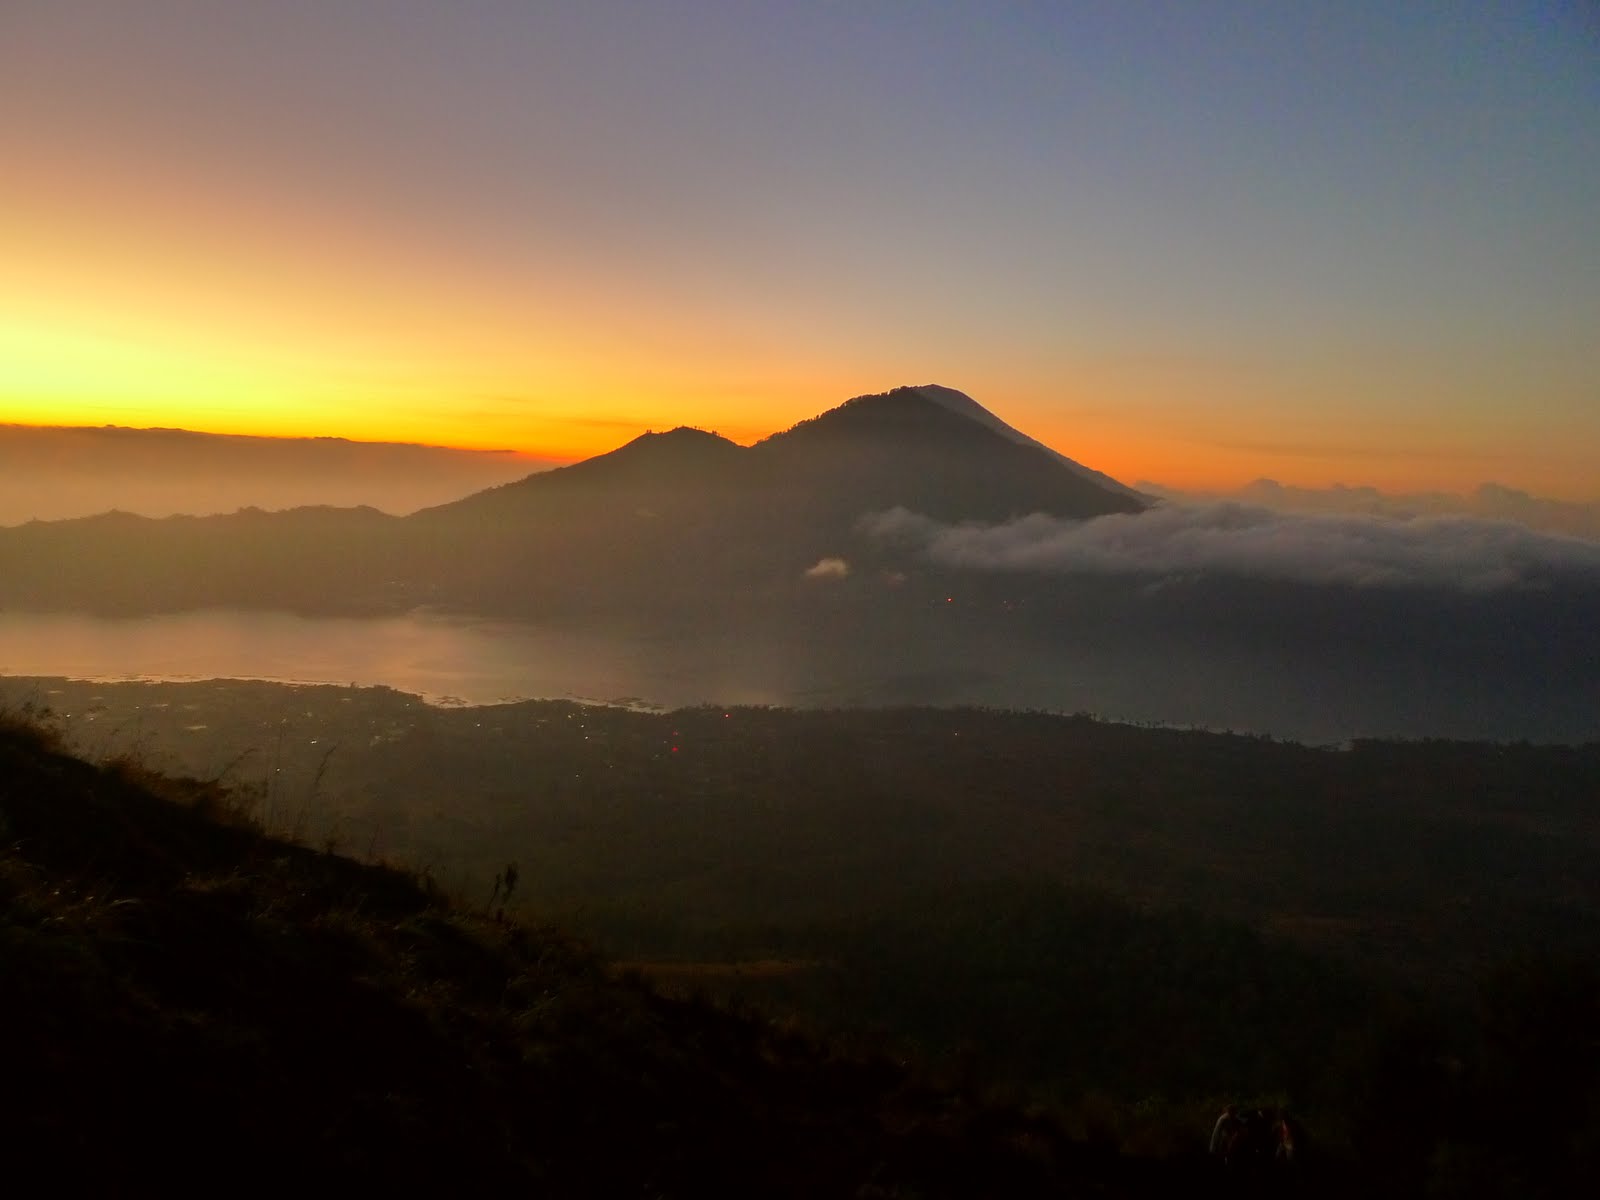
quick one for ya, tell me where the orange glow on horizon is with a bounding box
[5,300,1594,500]
[6,170,1592,500]
[3,6,1594,515]
[7,401,1595,502]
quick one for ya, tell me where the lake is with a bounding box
[0,609,787,710]
[0,606,1593,744]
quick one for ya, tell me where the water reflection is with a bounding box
[0,609,780,709]
[0,607,1591,743]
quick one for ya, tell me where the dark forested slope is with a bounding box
[5,688,1598,1194]
[1,708,1183,1198]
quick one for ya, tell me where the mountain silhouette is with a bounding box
[0,386,1139,619]
[748,385,1144,524]
[403,385,1145,618]
[908,383,1148,502]
[425,385,1139,524]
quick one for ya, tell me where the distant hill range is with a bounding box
[0,385,1144,619]
[0,422,548,524]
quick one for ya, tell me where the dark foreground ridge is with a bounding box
[2,709,1233,1198]
[6,697,1596,1196]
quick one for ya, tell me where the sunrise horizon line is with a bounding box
[5,411,1597,507]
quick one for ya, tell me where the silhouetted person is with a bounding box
[1210,1103,1241,1160]
[1274,1109,1304,1166]
[1225,1108,1278,1172]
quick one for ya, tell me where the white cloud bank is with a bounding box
[1141,479,1600,540]
[861,503,1600,592]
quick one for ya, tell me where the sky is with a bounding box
[3,1,1597,498]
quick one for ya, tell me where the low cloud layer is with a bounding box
[861,503,1600,592]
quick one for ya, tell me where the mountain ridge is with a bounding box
[0,385,1141,619]
[424,384,1142,518]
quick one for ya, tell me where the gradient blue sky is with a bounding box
[3,1,1596,495]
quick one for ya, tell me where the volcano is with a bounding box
[0,386,1142,619]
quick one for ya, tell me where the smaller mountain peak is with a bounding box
[562,424,745,485]
[611,425,740,456]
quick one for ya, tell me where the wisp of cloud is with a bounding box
[804,557,851,580]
